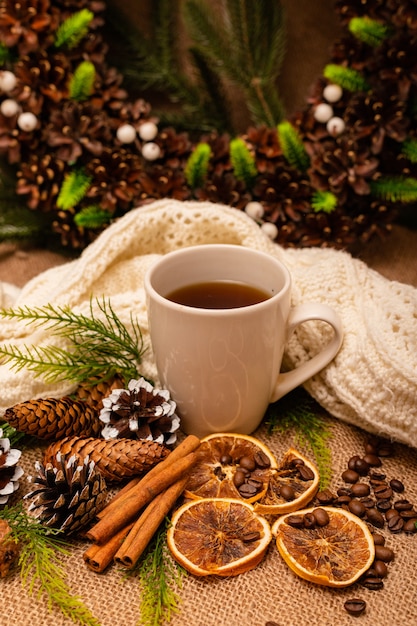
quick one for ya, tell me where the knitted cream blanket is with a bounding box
[0,199,416,448]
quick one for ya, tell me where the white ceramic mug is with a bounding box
[144,244,343,438]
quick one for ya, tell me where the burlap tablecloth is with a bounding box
[1,223,417,626]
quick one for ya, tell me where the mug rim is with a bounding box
[144,243,291,315]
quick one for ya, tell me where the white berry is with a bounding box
[245,201,264,220]
[314,103,333,123]
[0,98,19,117]
[323,83,343,103]
[142,142,161,161]
[116,123,137,144]
[17,111,37,132]
[261,221,278,240]
[138,121,158,141]
[0,71,17,93]
[326,116,346,136]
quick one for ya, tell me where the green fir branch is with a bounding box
[229,138,257,186]
[55,9,94,49]
[370,175,417,203]
[265,387,333,489]
[132,519,184,626]
[0,421,26,447]
[311,190,338,214]
[401,139,417,163]
[69,61,96,102]
[74,205,112,229]
[0,42,11,64]
[277,121,310,172]
[1,504,100,626]
[184,143,212,189]
[57,169,92,210]
[348,17,392,47]
[323,64,370,92]
[0,298,147,386]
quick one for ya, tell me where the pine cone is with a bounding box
[0,519,20,578]
[25,452,107,535]
[44,435,170,482]
[4,396,102,440]
[99,377,180,446]
[73,373,126,412]
[0,429,24,505]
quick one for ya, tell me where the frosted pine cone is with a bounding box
[99,378,180,445]
[0,429,24,505]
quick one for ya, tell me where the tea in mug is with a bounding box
[165,280,271,309]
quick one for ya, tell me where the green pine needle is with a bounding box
[401,139,417,163]
[55,9,94,49]
[74,205,112,229]
[370,175,417,203]
[69,61,96,102]
[132,519,184,626]
[0,42,11,64]
[0,297,147,386]
[0,421,26,447]
[57,169,92,210]
[277,121,310,172]
[1,504,100,626]
[265,388,333,489]
[323,64,370,92]
[311,190,338,214]
[229,138,257,186]
[348,16,392,47]
[184,142,212,188]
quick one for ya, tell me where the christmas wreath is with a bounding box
[0,0,416,251]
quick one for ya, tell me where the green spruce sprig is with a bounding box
[57,169,92,210]
[401,139,417,163]
[323,64,370,92]
[229,138,257,186]
[370,175,417,203]
[0,421,26,447]
[55,9,94,49]
[311,190,338,214]
[185,143,212,189]
[1,504,100,626]
[265,387,333,489]
[277,121,310,172]
[348,16,392,47]
[69,61,96,102]
[131,519,184,626]
[74,205,112,229]
[0,297,147,386]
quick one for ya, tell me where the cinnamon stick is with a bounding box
[86,450,198,544]
[114,476,189,568]
[96,434,200,520]
[83,522,134,573]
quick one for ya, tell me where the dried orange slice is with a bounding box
[184,433,277,504]
[167,497,272,576]
[272,506,375,588]
[253,448,320,515]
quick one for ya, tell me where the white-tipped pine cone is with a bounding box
[0,429,23,505]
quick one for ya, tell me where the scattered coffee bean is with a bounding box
[333,495,352,507]
[371,533,385,546]
[387,514,404,533]
[241,531,260,542]
[297,464,315,481]
[238,483,258,498]
[303,513,316,529]
[394,499,412,511]
[312,508,330,527]
[337,486,352,497]
[376,499,392,512]
[361,497,376,509]
[374,545,394,563]
[344,598,366,616]
[361,575,384,590]
[286,514,304,528]
[389,478,405,493]
[363,453,382,467]
[348,500,366,518]
[372,484,393,499]
[403,519,417,533]
[315,489,334,504]
[400,509,417,520]
[369,471,386,482]
[385,508,398,520]
[280,485,296,501]
[233,469,246,488]
[265,622,280,626]
[342,469,359,483]
[350,482,370,497]
[254,450,271,468]
[220,454,233,465]
[373,560,388,578]
[366,508,385,528]
[348,455,361,471]
[355,458,370,476]
[239,455,256,471]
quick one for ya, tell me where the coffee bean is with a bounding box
[350,482,370,497]
[238,482,258,498]
[374,545,395,562]
[297,464,315,481]
[247,478,263,489]
[355,458,370,476]
[303,513,316,529]
[389,478,405,493]
[254,450,271,468]
[369,471,386,481]
[333,495,352,507]
[341,469,359,483]
[361,576,384,590]
[233,469,246,488]
[377,442,394,457]
[315,489,334,505]
[384,508,398,520]
[239,455,256,471]
[363,453,382,467]
[312,508,330,527]
[348,455,361,471]
[366,508,385,528]
[265,622,280,626]
[403,519,417,533]
[373,485,393,500]
[286,514,304,528]
[241,531,261,542]
[400,509,417,520]
[280,485,296,501]
[387,514,404,533]
[371,532,385,546]
[394,499,412,511]
[361,497,376,509]
[348,500,366,518]
[376,499,392,512]
[220,454,233,465]
[337,487,352,497]
[344,598,366,616]
[373,560,388,578]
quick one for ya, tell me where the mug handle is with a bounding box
[270,303,344,403]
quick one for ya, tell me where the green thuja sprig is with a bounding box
[132,519,184,626]
[277,121,310,172]
[311,190,338,214]
[229,138,257,186]
[1,504,100,626]
[184,142,212,188]
[370,175,417,203]
[265,387,333,489]
[74,205,112,229]
[348,17,392,47]
[0,297,147,385]
[323,64,370,92]
[55,9,94,49]
[401,139,417,163]
[57,169,92,210]
[69,61,96,102]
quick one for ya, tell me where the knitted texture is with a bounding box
[0,199,416,448]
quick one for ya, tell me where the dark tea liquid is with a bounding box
[165,281,271,309]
